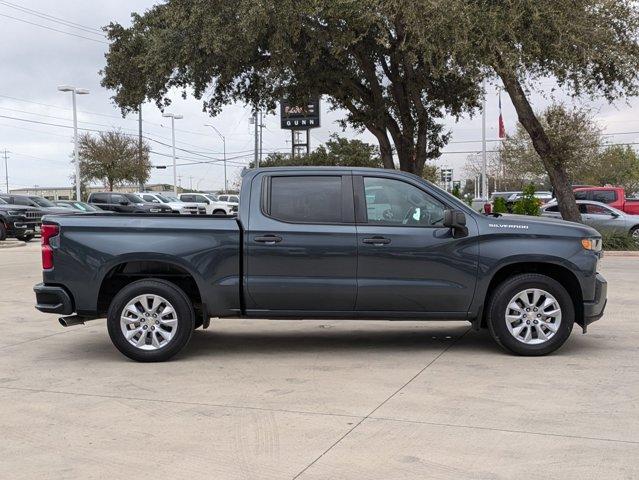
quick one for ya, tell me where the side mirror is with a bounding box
[443,209,468,238]
[119,200,129,206]
[610,212,620,218]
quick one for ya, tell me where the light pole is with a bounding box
[162,112,183,195]
[204,123,227,193]
[58,85,89,201]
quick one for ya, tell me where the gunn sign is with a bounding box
[280,98,321,130]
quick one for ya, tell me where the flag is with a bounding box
[498,90,506,138]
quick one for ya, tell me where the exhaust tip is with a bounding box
[58,316,85,327]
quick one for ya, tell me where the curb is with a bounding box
[603,250,639,257]
[0,240,27,249]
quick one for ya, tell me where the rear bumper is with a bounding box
[583,273,607,326]
[34,283,74,315]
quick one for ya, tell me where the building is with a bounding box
[9,184,185,200]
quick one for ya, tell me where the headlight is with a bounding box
[7,210,23,216]
[581,237,602,252]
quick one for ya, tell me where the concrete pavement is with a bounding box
[0,243,637,479]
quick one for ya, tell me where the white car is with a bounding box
[178,193,236,215]
[216,193,240,211]
[135,192,204,215]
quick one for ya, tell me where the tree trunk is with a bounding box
[368,125,396,169]
[495,66,581,222]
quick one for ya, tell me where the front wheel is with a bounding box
[107,279,195,362]
[17,233,34,242]
[487,273,574,356]
[212,209,226,215]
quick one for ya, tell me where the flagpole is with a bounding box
[481,78,488,201]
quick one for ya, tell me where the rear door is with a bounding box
[245,172,357,313]
[89,193,112,211]
[582,203,625,233]
[354,175,478,314]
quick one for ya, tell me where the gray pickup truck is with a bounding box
[34,167,607,361]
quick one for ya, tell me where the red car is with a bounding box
[573,186,639,215]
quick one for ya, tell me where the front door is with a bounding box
[354,175,478,314]
[245,173,357,313]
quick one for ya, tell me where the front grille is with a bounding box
[25,211,42,220]
[231,205,238,212]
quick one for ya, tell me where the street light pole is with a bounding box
[58,85,89,201]
[163,112,183,195]
[481,78,488,201]
[204,124,227,193]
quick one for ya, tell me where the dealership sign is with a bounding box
[280,98,320,130]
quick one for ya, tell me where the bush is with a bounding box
[512,184,541,216]
[600,231,639,251]
[493,196,508,214]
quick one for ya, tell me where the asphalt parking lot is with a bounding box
[1,243,638,479]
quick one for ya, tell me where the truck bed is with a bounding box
[41,213,241,317]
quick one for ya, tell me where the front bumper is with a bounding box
[582,273,607,329]
[34,283,74,315]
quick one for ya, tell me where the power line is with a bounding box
[0,13,108,44]
[0,1,105,36]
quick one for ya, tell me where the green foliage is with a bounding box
[512,184,541,216]
[421,163,439,183]
[451,184,461,199]
[251,134,382,169]
[77,130,151,191]
[584,145,639,193]
[493,197,508,214]
[600,231,639,251]
[101,1,484,173]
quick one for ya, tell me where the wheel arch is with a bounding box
[479,261,583,329]
[97,259,205,320]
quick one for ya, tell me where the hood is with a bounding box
[0,204,37,212]
[482,213,600,238]
[43,207,81,214]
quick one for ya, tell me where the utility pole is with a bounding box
[138,107,144,191]
[162,112,183,195]
[253,110,260,167]
[259,109,264,166]
[204,123,227,193]
[481,78,488,201]
[57,85,89,200]
[3,150,8,193]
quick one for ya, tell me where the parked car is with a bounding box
[0,198,43,242]
[87,192,173,214]
[573,186,639,215]
[0,194,75,215]
[53,200,112,213]
[34,167,607,362]
[507,191,553,206]
[542,200,639,239]
[134,192,203,215]
[216,193,240,211]
[178,193,235,215]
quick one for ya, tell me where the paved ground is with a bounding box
[1,243,638,479]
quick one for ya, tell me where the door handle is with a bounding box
[254,235,282,244]
[362,236,391,245]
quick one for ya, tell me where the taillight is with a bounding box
[41,224,59,270]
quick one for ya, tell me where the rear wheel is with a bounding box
[487,273,574,356]
[630,226,639,244]
[213,209,226,215]
[107,279,195,362]
[0,223,6,241]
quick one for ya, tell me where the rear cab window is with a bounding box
[263,175,350,224]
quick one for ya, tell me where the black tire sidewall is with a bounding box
[107,279,195,362]
[488,274,574,356]
[0,223,6,241]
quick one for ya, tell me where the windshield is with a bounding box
[204,194,218,202]
[162,194,180,202]
[155,195,172,203]
[30,196,55,207]
[125,194,145,203]
[75,202,100,212]
[0,198,6,204]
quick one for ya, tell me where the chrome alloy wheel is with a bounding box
[120,294,178,350]
[505,288,562,345]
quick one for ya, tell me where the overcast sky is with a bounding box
[1,0,639,192]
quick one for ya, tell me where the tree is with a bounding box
[410,0,639,221]
[101,1,483,174]
[77,130,151,191]
[583,145,639,193]
[499,104,602,185]
[250,134,382,168]
[512,184,541,216]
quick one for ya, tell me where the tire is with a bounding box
[0,223,6,241]
[107,279,195,362]
[212,209,226,215]
[17,234,34,242]
[487,273,574,356]
[630,226,639,244]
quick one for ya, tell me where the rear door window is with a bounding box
[267,176,344,223]
[591,190,617,204]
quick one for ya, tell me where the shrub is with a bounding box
[493,196,508,214]
[600,231,639,251]
[512,184,541,216]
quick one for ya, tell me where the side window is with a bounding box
[219,195,228,202]
[586,204,613,215]
[14,197,31,206]
[142,195,159,203]
[230,195,239,203]
[181,194,194,202]
[544,205,559,212]
[363,177,445,227]
[592,190,616,204]
[268,176,343,223]
[574,191,588,200]
[194,195,209,203]
[111,194,127,204]
[91,193,107,203]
